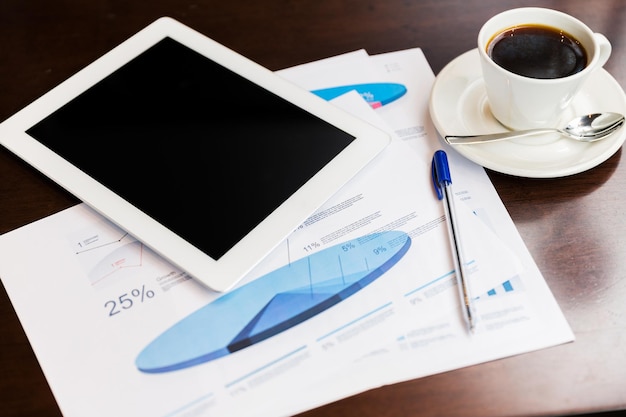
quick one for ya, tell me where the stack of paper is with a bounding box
[0,48,573,417]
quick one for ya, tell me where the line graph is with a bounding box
[68,223,144,286]
[87,240,144,285]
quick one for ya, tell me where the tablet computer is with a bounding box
[0,17,389,292]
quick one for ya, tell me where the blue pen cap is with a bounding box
[431,150,452,200]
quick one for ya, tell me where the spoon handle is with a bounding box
[445,128,558,145]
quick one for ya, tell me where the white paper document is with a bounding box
[0,48,574,417]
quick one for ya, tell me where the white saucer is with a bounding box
[429,49,626,178]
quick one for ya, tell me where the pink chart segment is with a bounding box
[136,231,410,373]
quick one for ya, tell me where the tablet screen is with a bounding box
[26,37,357,260]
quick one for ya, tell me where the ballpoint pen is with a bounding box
[431,150,476,332]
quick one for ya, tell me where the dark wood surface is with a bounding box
[1,1,625,416]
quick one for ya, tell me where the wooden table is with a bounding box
[1,1,625,416]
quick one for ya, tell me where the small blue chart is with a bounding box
[136,230,410,373]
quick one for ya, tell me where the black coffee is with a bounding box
[487,24,587,79]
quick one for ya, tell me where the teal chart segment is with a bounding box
[136,231,411,373]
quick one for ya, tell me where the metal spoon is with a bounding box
[445,112,625,145]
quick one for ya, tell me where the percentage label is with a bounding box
[105,284,155,317]
[373,246,387,255]
[303,242,321,252]
[341,242,356,252]
[131,285,154,302]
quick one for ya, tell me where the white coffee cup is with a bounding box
[478,7,612,130]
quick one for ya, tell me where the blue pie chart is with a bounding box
[136,230,410,373]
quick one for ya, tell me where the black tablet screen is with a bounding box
[26,37,356,259]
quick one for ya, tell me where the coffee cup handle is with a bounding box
[594,33,612,68]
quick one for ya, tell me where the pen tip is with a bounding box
[468,320,477,334]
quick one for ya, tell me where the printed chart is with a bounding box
[68,222,143,286]
[136,231,411,373]
[477,275,523,299]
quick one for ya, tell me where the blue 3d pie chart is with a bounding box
[136,230,410,373]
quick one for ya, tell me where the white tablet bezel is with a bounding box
[0,17,389,292]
